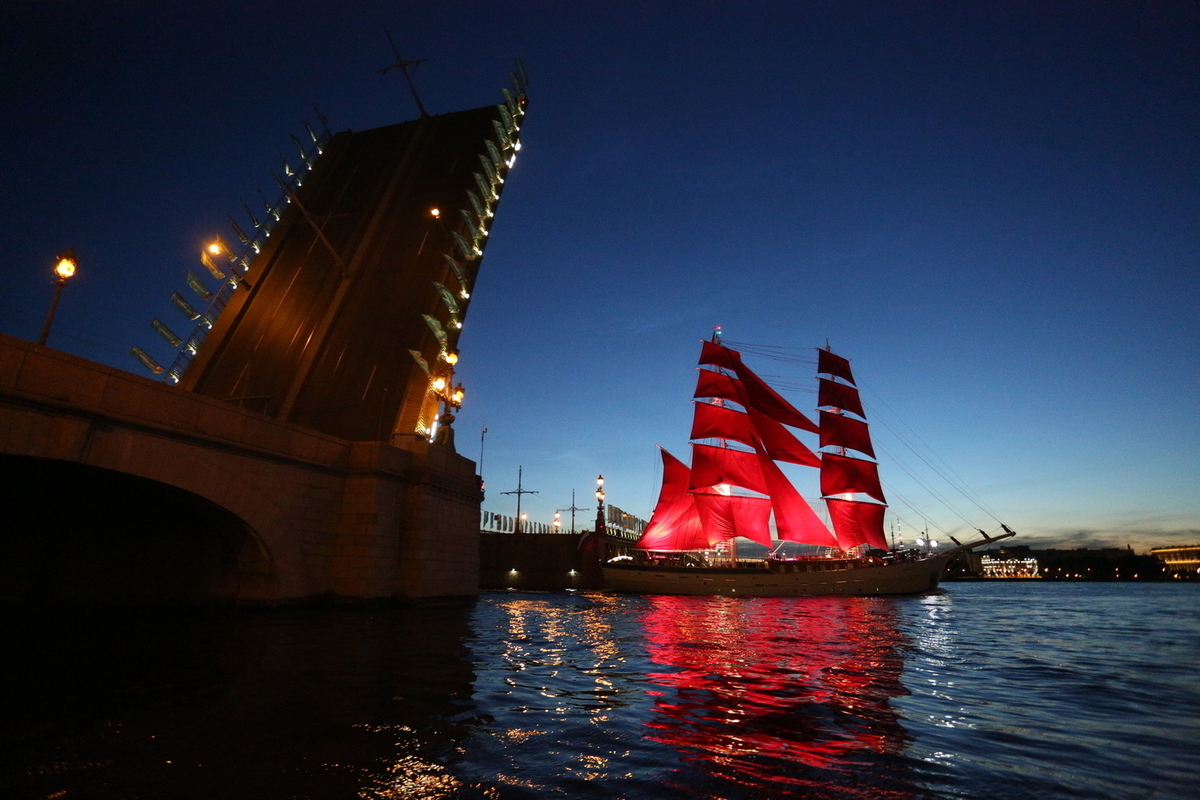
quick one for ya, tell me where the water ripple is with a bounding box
[5,585,1198,798]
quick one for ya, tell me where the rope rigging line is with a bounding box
[875,440,977,531]
[860,384,1003,522]
[876,491,950,538]
[867,405,1004,526]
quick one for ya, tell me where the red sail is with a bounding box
[756,451,838,547]
[733,361,820,433]
[698,339,743,370]
[691,443,768,495]
[693,493,773,547]
[817,349,856,385]
[748,408,822,468]
[697,340,819,433]
[690,402,757,448]
[819,410,876,458]
[637,449,708,550]
[694,369,744,405]
[817,378,865,418]
[826,498,888,551]
[820,453,887,503]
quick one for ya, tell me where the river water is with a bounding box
[5,583,1198,799]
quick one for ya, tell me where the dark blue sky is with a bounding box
[3,1,1197,550]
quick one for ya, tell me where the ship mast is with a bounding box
[816,346,890,553]
[709,326,737,566]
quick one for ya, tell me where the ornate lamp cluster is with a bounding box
[595,474,606,520]
[430,349,465,413]
[421,63,528,438]
[130,116,332,382]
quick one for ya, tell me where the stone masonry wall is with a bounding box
[0,334,482,602]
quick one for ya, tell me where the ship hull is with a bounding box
[601,555,952,597]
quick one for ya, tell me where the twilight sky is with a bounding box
[2,1,1197,552]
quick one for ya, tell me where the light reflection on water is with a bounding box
[4,584,1199,799]
[463,593,927,799]
[464,586,1200,799]
[636,596,913,795]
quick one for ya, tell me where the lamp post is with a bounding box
[38,248,77,346]
[429,350,465,448]
[594,475,608,562]
[595,474,605,530]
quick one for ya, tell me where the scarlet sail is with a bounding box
[693,493,773,547]
[694,369,744,404]
[636,340,887,554]
[734,364,820,433]
[825,498,888,551]
[691,443,769,495]
[756,450,839,548]
[817,378,865,418]
[698,339,743,371]
[690,402,757,449]
[637,448,708,551]
[748,408,822,468]
[820,453,886,503]
[818,410,875,458]
[817,349,856,385]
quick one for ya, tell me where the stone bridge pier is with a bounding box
[0,334,481,604]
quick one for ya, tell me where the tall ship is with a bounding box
[601,332,1014,596]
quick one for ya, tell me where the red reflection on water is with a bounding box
[640,596,915,798]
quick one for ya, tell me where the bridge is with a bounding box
[1,333,479,603]
[2,77,529,604]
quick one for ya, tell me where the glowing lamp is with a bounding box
[38,247,78,346]
[430,207,440,218]
[452,388,464,404]
[444,351,458,365]
[207,243,222,255]
[54,255,77,280]
[432,377,447,391]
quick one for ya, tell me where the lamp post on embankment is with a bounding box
[38,248,77,346]
[594,475,607,560]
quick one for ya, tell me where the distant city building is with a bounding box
[965,545,1166,581]
[1149,545,1200,577]
[980,555,1040,578]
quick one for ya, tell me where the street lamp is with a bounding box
[430,350,465,413]
[38,248,77,346]
[595,474,606,529]
[429,349,466,447]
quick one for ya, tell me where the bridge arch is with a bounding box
[1,455,277,603]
